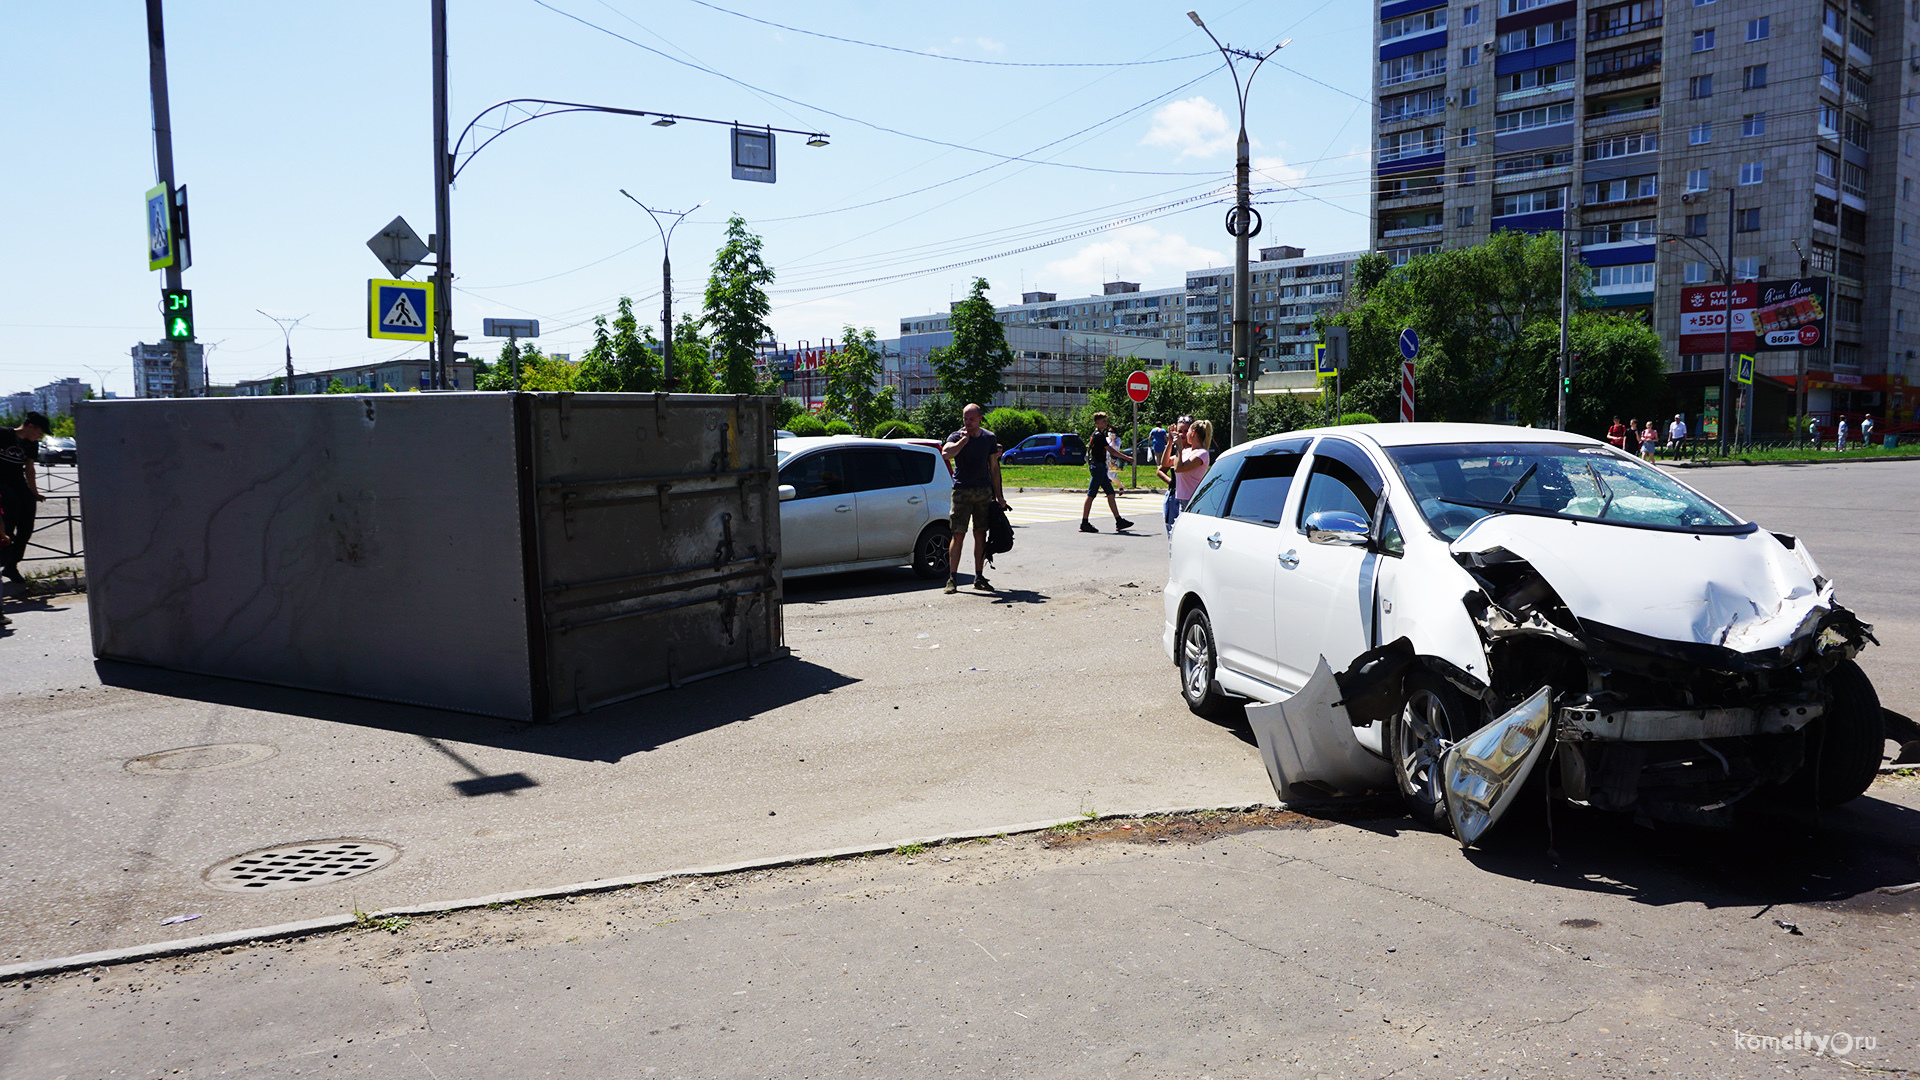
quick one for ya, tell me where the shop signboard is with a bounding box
[1678,277,1829,354]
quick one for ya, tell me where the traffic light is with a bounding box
[162,288,194,340]
[1561,375,1573,395]
[1232,355,1249,381]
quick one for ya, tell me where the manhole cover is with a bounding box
[127,742,277,775]
[204,840,401,893]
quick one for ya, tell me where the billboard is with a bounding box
[1678,277,1829,354]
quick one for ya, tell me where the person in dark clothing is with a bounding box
[1079,411,1134,533]
[0,411,49,592]
[940,402,1008,593]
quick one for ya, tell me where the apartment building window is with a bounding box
[1742,112,1765,136]
[1500,63,1573,94]
[1693,28,1715,51]
[1690,74,1713,98]
[1587,131,1659,159]
[1380,88,1446,123]
[1381,48,1447,86]
[1821,54,1842,91]
[1734,256,1761,280]
[1461,86,1478,106]
[1687,168,1712,191]
[1743,64,1767,89]
[1737,207,1761,232]
[1845,115,1871,150]
[1458,205,1478,227]
[1905,177,1914,200]
[1824,6,1845,34]
[1379,126,1442,160]
[1459,126,1479,146]
[1584,175,1658,203]
[1739,161,1765,184]
[1686,213,1709,236]
[1462,4,1481,25]
[1381,8,1446,43]
[1498,19,1577,52]
[1819,105,1841,134]
[1899,310,1907,331]
[1905,223,1913,244]
[1459,165,1478,185]
[1690,122,1712,144]
[1593,264,1656,289]
[1494,102,1574,132]
[1909,133,1916,157]
[1811,244,1837,271]
[1497,148,1575,176]
[1587,41,1662,80]
[1462,46,1480,67]
[1844,161,1869,196]
[1589,1,1665,40]
[1494,187,1567,216]
[1746,16,1770,39]
[1817,151,1841,183]
[1685,261,1712,283]
[1581,218,1657,244]
[1836,296,1864,322]
[1693,0,1714,6]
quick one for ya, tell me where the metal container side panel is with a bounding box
[76,394,536,720]
[522,393,785,717]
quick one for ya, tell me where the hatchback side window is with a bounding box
[782,451,850,499]
[1182,455,1242,517]
[1297,438,1385,530]
[896,448,936,485]
[847,449,910,493]
[1224,443,1310,526]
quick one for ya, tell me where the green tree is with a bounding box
[323,376,370,394]
[913,392,962,440]
[702,215,776,394]
[1515,313,1666,434]
[1321,234,1577,423]
[823,326,895,434]
[929,277,1013,408]
[49,413,76,436]
[671,313,717,394]
[575,297,662,393]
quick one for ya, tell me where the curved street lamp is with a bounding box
[1187,11,1287,447]
[618,192,708,386]
[257,310,309,395]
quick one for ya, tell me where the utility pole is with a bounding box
[1189,11,1285,448]
[619,192,706,386]
[146,0,188,398]
[258,311,308,394]
[1722,186,1735,453]
[431,0,452,391]
[1557,228,1572,431]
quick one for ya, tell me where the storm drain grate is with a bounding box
[204,840,400,893]
[126,743,277,775]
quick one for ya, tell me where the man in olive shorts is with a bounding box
[941,402,1008,593]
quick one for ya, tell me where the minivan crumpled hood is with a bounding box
[1451,514,1830,653]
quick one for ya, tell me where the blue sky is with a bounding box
[3,1,1374,398]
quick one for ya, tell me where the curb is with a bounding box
[0,802,1279,982]
[1664,453,1920,469]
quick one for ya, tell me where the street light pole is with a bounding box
[257,311,308,394]
[1723,186,1736,453]
[619,192,706,387]
[1188,11,1286,448]
[430,0,453,391]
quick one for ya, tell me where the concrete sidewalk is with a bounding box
[0,517,1272,966]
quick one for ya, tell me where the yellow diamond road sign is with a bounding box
[368,278,434,341]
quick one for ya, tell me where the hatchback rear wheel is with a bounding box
[911,523,951,579]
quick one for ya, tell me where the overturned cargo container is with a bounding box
[76,392,785,721]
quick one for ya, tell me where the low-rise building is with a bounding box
[234,358,474,396]
[33,378,90,417]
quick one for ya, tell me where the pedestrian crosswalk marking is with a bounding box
[383,293,423,329]
[998,491,1163,526]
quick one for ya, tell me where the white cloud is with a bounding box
[1140,97,1235,160]
[1038,226,1227,296]
[1251,154,1308,185]
[976,37,1007,53]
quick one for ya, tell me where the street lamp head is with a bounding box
[1187,10,1205,26]
[651,116,676,127]
[806,134,829,147]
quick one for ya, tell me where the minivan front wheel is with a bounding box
[1389,672,1473,831]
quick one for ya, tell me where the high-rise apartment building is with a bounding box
[131,341,205,398]
[1371,0,1918,424]
[1185,246,1368,367]
[902,281,1189,344]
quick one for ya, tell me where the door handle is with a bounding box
[835,504,852,513]
[907,496,923,505]
[1278,548,1299,568]
[1206,532,1222,549]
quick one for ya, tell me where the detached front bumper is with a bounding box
[1558,703,1823,742]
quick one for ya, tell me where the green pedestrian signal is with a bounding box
[162,288,194,340]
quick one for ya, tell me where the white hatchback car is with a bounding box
[1165,423,1881,845]
[776,436,952,580]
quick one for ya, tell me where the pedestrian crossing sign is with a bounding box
[368,278,434,341]
[1735,353,1754,386]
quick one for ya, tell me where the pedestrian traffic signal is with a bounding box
[162,289,194,340]
[1561,375,1572,395]
[1232,355,1249,381]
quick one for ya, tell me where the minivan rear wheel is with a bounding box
[1178,607,1236,718]
[1043,454,1057,465]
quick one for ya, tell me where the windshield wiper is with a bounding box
[1585,463,1615,519]
[1499,463,1538,505]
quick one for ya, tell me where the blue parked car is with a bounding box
[1001,433,1086,465]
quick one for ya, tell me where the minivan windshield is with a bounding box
[1385,442,1750,538]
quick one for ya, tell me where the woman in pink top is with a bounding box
[1160,419,1212,533]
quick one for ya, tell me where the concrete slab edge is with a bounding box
[0,801,1279,982]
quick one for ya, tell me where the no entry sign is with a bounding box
[1126,370,1151,403]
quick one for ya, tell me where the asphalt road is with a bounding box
[0,461,1914,1079]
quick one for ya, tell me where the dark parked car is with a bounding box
[38,436,75,464]
[1000,433,1085,466]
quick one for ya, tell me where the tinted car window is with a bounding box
[1018,436,1048,450]
[1297,438,1384,530]
[1182,454,1241,517]
[1224,440,1310,526]
[846,449,910,493]
[897,448,936,485]
[1062,435,1085,450]
[781,450,850,499]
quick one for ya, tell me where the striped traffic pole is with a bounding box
[1400,359,1415,423]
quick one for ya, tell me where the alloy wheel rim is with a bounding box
[1181,622,1211,700]
[1397,689,1450,800]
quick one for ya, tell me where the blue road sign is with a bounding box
[1398,327,1420,360]
[368,279,434,341]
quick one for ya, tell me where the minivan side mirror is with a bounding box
[1304,509,1370,546]
[778,484,797,502]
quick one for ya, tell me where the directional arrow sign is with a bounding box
[1398,327,1420,360]
[367,216,432,279]
[369,278,434,341]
